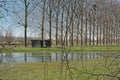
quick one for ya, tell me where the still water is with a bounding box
[0,51,119,63]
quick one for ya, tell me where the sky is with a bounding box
[0,0,20,37]
[0,0,36,37]
[0,0,120,37]
[0,12,24,37]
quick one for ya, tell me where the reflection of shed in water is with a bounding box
[31,40,51,48]
[31,53,51,62]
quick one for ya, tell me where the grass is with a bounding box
[0,45,120,52]
[0,62,60,80]
[0,58,119,80]
[0,46,119,80]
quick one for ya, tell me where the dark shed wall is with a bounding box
[31,40,40,48]
[31,40,51,48]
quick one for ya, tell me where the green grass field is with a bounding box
[0,58,119,80]
[0,46,120,52]
[0,46,119,80]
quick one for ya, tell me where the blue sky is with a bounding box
[0,0,120,37]
[0,0,35,37]
[0,1,19,36]
[0,10,23,37]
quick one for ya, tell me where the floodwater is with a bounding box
[0,51,119,63]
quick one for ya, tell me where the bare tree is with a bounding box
[13,0,39,47]
[60,0,64,46]
[47,0,54,47]
[80,0,84,46]
[41,0,46,41]
[5,30,13,46]
[55,0,60,46]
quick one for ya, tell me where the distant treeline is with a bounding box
[0,0,120,47]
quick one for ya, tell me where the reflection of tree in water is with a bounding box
[59,51,120,80]
[0,53,3,64]
[0,51,16,80]
[4,53,16,63]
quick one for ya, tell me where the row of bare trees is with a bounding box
[35,0,120,46]
[1,0,120,47]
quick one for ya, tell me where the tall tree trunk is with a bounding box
[118,20,120,45]
[103,23,105,45]
[110,19,114,45]
[96,17,99,46]
[65,9,69,46]
[93,9,96,46]
[56,10,58,46]
[71,1,76,46]
[41,0,46,41]
[99,18,102,45]
[61,6,64,46]
[105,13,108,45]
[106,19,108,45]
[109,24,112,45]
[76,16,80,46]
[89,13,92,46]
[85,13,88,46]
[108,22,110,45]
[80,11,83,46]
[24,0,27,47]
[49,1,52,47]
[56,0,60,46]
[79,0,84,46]
[113,21,116,45]
[24,26,27,47]
[49,10,52,47]
[71,12,74,46]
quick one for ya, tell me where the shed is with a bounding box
[31,39,51,48]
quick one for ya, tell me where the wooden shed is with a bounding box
[31,40,51,48]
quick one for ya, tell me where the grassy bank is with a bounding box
[0,46,120,52]
[0,58,119,80]
[0,46,119,80]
